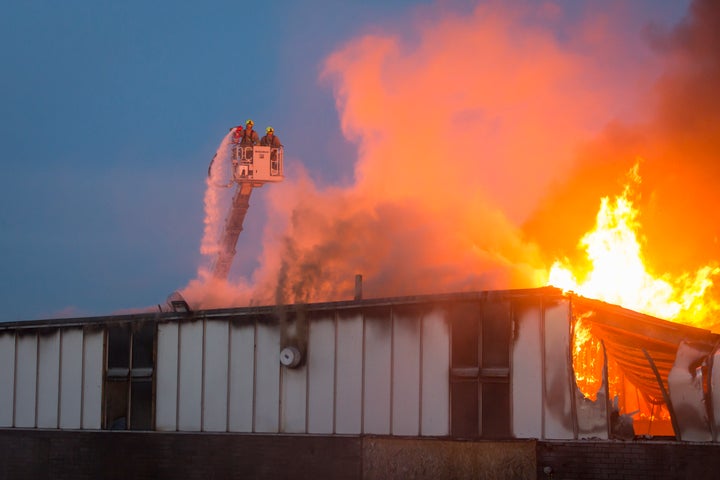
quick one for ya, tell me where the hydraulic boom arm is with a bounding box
[212,181,254,280]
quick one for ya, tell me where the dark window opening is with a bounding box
[104,323,155,430]
[450,300,511,439]
[107,326,130,370]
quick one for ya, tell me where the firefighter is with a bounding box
[260,126,282,148]
[240,119,259,145]
[230,125,243,144]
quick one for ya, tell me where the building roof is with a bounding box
[0,286,567,331]
[571,294,720,405]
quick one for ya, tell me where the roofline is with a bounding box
[0,286,565,331]
[570,293,720,343]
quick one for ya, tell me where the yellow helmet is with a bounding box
[246,119,254,126]
[266,126,274,133]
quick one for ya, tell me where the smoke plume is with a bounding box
[182,0,720,310]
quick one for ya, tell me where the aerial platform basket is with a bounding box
[231,145,284,186]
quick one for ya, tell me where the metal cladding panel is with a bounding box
[155,322,179,431]
[255,322,280,433]
[575,391,609,439]
[363,310,392,434]
[59,328,83,429]
[420,309,450,436]
[543,300,574,440]
[36,331,60,428]
[0,332,15,427]
[307,317,336,434]
[512,304,543,438]
[335,312,363,434]
[15,333,38,427]
[203,321,229,432]
[82,330,103,429]
[280,352,307,433]
[178,321,203,431]
[668,341,713,441]
[392,312,421,436]
[574,319,608,440]
[228,323,255,432]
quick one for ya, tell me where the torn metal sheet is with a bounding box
[668,341,712,441]
[571,294,720,440]
[712,349,720,442]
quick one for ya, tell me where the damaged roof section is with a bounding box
[571,294,720,440]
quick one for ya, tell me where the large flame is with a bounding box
[549,161,720,327]
[550,161,719,425]
[571,313,604,401]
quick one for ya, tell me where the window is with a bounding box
[450,300,511,438]
[104,322,155,430]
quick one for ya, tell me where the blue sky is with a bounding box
[0,0,691,321]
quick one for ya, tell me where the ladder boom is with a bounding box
[212,182,254,280]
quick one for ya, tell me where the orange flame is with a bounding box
[549,161,720,327]
[571,313,604,401]
[551,161,719,427]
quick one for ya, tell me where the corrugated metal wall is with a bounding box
[155,306,451,435]
[0,327,104,429]
[0,290,616,440]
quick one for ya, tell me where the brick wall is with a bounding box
[2,430,720,479]
[363,437,535,479]
[0,431,536,479]
[0,430,362,480]
[537,440,720,480]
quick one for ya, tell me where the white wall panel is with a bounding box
[156,322,179,431]
[335,313,363,434]
[307,317,336,433]
[279,316,308,434]
[203,320,229,432]
[363,313,392,434]
[0,332,15,427]
[512,305,543,438]
[59,328,83,429]
[178,320,203,431]
[280,356,307,433]
[15,333,38,427]
[228,323,255,432]
[392,314,421,436]
[82,329,103,429]
[421,310,449,436]
[255,321,280,432]
[36,330,60,428]
[543,301,574,439]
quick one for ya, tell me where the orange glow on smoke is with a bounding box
[549,162,720,326]
[182,0,720,332]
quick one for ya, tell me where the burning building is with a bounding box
[2,286,720,478]
[3,1,720,476]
